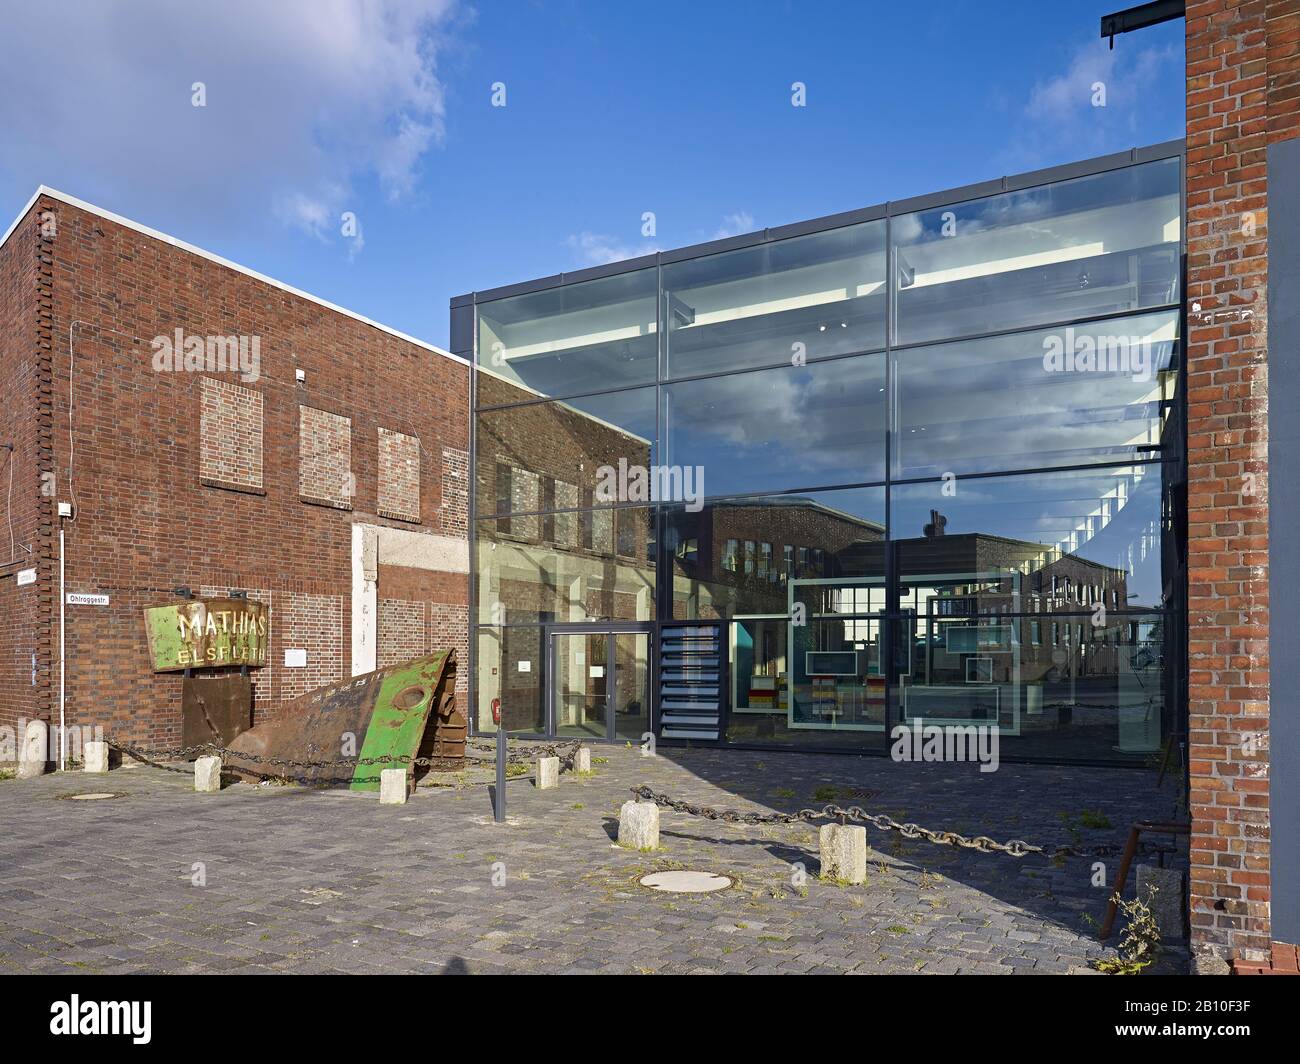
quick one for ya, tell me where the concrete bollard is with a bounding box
[618,799,660,850]
[819,823,868,884]
[380,768,409,805]
[1137,863,1185,942]
[17,719,48,779]
[194,755,222,793]
[535,755,560,789]
[573,746,592,774]
[83,741,110,774]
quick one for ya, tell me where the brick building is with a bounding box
[0,188,471,754]
[1,0,1297,978]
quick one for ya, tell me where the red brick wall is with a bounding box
[1185,0,1300,965]
[0,206,54,743]
[2,195,470,749]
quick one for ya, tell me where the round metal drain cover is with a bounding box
[637,870,733,894]
[61,792,123,801]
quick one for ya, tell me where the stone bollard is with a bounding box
[819,823,868,884]
[535,755,560,790]
[83,741,110,774]
[618,799,660,850]
[17,719,48,779]
[194,755,222,793]
[380,768,409,805]
[1137,864,1185,942]
[573,746,592,774]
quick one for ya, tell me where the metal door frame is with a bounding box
[545,622,653,741]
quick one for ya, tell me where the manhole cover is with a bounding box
[637,871,733,894]
[60,792,124,801]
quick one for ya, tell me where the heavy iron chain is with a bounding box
[103,736,582,788]
[629,785,1162,861]
[465,737,584,768]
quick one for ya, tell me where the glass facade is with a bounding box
[466,150,1184,764]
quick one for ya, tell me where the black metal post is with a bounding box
[494,726,506,822]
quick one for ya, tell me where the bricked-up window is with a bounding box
[377,427,421,523]
[495,462,512,535]
[540,477,556,542]
[616,508,637,558]
[299,406,353,509]
[440,448,469,537]
[200,377,264,493]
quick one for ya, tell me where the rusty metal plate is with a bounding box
[419,655,464,762]
[225,651,460,789]
[143,598,268,672]
[182,673,253,749]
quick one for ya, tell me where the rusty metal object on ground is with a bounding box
[1099,820,1191,941]
[181,672,253,749]
[225,651,461,790]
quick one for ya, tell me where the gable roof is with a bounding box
[1,185,467,367]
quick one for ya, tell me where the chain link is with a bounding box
[629,785,1162,861]
[103,736,583,788]
[101,737,1162,860]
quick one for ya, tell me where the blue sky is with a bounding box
[0,1,1185,350]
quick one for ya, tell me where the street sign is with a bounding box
[66,592,109,606]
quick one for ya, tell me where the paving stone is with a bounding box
[0,746,1188,974]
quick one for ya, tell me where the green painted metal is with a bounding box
[142,599,268,672]
[224,651,460,789]
[349,651,451,791]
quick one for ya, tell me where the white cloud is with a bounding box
[565,211,759,268]
[1007,38,1180,169]
[0,0,465,244]
[713,211,755,239]
[563,231,661,268]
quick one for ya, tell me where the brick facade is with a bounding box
[0,206,53,737]
[0,193,470,751]
[1185,0,1300,966]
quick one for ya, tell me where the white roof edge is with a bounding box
[0,188,44,250]
[0,185,469,368]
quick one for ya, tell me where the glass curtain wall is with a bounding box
[471,153,1184,763]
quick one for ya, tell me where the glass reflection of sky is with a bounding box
[891,466,1164,607]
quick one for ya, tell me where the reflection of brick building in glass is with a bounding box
[476,373,653,540]
[668,497,885,619]
[475,371,654,731]
[462,142,1182,767]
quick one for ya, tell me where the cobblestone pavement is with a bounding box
[0,746,1189,974]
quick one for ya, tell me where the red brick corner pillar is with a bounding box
[1185,0,1300,970]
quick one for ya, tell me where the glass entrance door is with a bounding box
[553,631,610,739]
[550,627,651,740]
[612,632,650,741]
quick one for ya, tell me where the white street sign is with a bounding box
[65,592,109,606]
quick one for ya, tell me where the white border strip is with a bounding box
[0,185,468,367]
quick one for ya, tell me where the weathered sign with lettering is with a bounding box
[142,598,268,672]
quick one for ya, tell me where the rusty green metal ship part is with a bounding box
[225,651,462,790]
